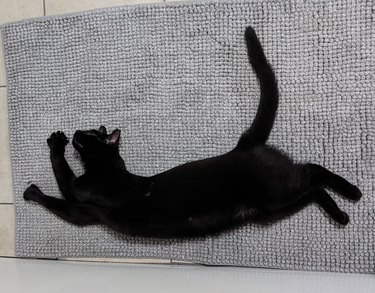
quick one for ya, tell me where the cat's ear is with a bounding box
[98,125,107,135]
[107,129,121,146]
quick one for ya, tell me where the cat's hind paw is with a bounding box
[347,185,362,201]
[336,211,349,226]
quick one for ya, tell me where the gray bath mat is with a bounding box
[1,0,374,273]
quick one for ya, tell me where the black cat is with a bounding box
[24,27,362,237]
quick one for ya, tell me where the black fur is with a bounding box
[24,27,362,237]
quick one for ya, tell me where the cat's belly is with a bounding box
[121,203,261,237]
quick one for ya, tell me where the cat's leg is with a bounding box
[306,163,362,201]
[23,184,97,226]
[258,190,315,222]
[47,131,77,201]
[315,188,349,225]
[260,188,349,225]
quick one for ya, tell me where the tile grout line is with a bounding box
[0,203,14,205]
[43,0,46,16]
[0,256,176,265]
[60,258,173,265]
[0,85,6,88]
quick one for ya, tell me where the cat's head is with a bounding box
[72,126,121,162]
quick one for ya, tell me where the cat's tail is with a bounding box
[235,26,279,150]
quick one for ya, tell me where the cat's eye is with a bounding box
[98,133,107,140]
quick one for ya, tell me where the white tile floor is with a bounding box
[0,1,374,287]
[1,258,374,293]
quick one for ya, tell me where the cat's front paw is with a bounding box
[47,131,69,154]
[23,184,44,203]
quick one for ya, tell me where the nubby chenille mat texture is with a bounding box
[1,0,374,273]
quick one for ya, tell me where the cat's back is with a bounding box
[247,144,294,169]
[151,145,295,185]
